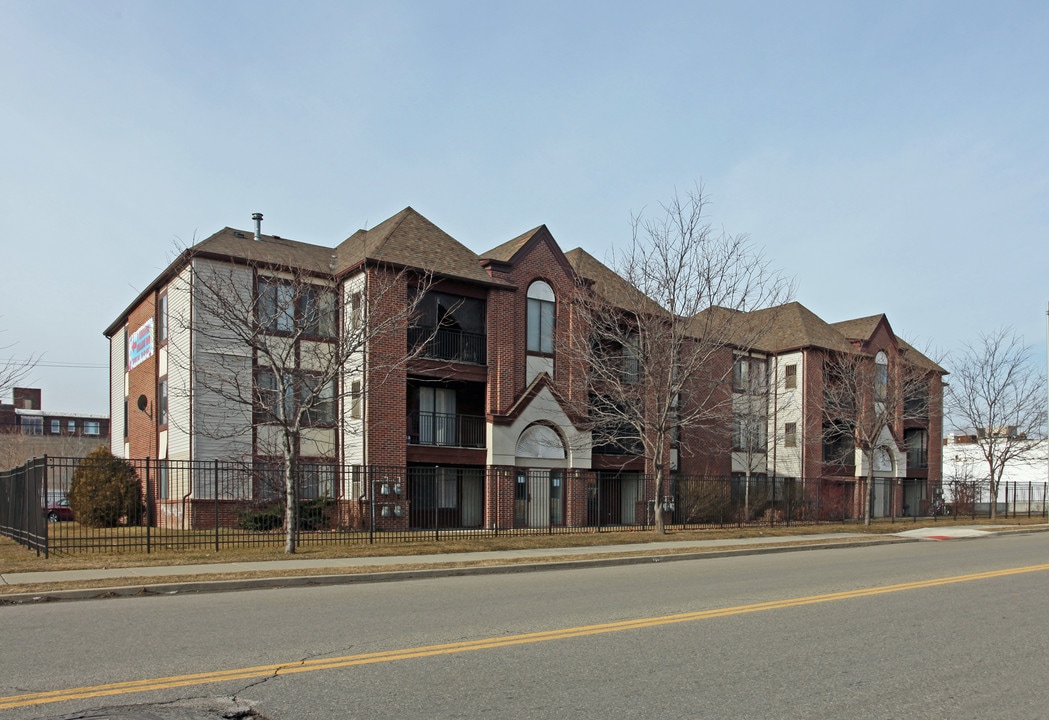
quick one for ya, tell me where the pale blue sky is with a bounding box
[2,1,1047,414]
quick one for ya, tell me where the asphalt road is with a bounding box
[2,532,1048,719]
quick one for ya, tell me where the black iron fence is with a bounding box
[0,457,48,555]
[1,455,1045,556]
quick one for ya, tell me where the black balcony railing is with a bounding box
[409,326,486,365]
[907,448,928,470]
[407,411,486,448]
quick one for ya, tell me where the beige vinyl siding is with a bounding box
[165,267,193,461]
[109,330,127,457]
[190,258,253,464]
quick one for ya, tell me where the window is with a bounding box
[21,417,42,435]
[259,278,295,333]
[733,416,767,452]
[670,393,681,446]
[258,368,295,422]
[621,334,640,383]
[350,380,362,419]
[68,419,76,434]
[822,420,853,465]
[784,363,797,390]
[158,461,169,500]
[301,285,336,337]
[84,421,101,436]
[784,422,797,448]
[905,428,929,469]
[527,281,555,354]
[50,419,60,434]
[418,386,456,445]
[733,356,767,393]
[350,291,362,331]
[260,278,335,337]
[158,378,168,426]
[302,376,335,425]
[874,351,888,402]
[157,293,168,343]
[300,463,336,500]
[905,383,929,416]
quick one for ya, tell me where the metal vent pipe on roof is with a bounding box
[252,212,263,242]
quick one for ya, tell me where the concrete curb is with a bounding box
[0,536,916,605]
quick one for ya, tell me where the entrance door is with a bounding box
[599,472,641,525]
[514,470,564,528]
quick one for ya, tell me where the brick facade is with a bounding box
[105,208,945,529]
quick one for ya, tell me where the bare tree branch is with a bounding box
[945,328,1047,519]
[821,345,940,524]
[565,187,793,533]
[169,247,434,553]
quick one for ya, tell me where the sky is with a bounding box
[2,0,1048,415]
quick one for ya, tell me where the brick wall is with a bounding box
[126,295,158,460]
[362,267,408,468]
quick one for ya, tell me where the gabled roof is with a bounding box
[336,207,505,286]
[564,247,664,315]
[193,228,338,273]
[105,207,506,337]
[897,338,947,374]
[481,224,577,282]
[830,314,889,344]
[480,226,543,263]
[692,301,859,355]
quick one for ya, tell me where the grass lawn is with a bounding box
[4,516,1045,577]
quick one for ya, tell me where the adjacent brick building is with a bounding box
[0,387,111,469]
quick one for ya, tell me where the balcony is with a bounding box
[409,326,486,365]
[408,411,486,448]
[907,448,928,470]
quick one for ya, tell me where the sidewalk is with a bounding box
[1,525,1041,604]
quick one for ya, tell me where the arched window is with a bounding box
[874,351,888,401]
[515,423,566,460]
[527,281,555,354]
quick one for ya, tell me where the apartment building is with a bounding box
[104,207,944,528]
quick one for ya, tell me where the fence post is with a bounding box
[214,459,220,553]
[368,469,375,544]
[145,457,151,555]
[42,455,50,559]
[493,467,499,536]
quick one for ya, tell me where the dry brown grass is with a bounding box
[5,516,1046,573]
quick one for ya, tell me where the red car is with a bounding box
[45,496,75,522]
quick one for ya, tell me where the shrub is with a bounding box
[237,499,334,532]
[68,446,143,528]
[238,505,283,531]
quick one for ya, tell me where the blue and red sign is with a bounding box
[128,319,155,371]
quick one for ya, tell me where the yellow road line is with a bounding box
[3,562,1047,710]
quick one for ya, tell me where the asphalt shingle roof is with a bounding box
[564,247,664,315]
[336,207,504,285]
[480,227,543,263]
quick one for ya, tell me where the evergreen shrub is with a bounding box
[68,446,143,527]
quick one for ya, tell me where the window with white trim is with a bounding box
[526,281,555,354]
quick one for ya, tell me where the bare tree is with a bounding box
[0,325,38,400]
[945,328,1046,520]
[821,347,938,525]
[170,250,432,553]
[733,362,801,522]
[568,188,792,534]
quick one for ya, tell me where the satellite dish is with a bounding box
[137,395,148,412]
